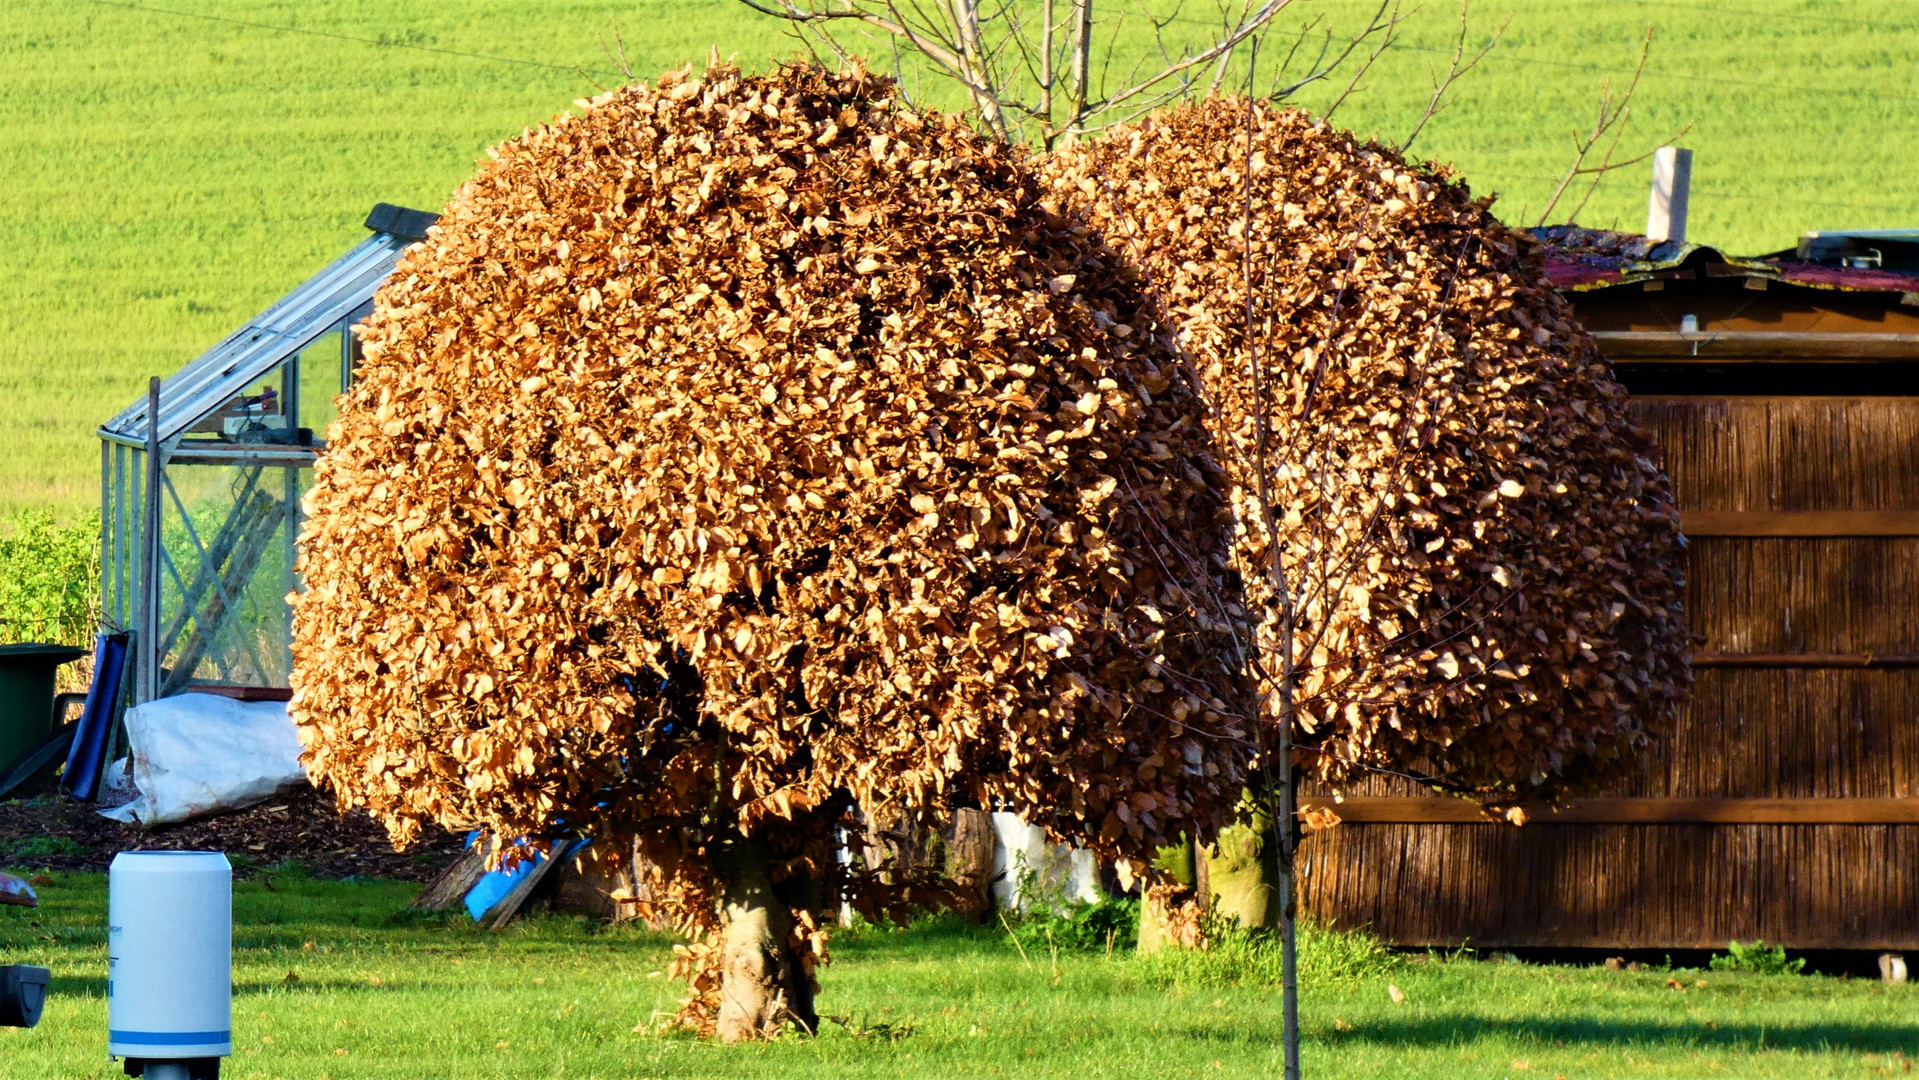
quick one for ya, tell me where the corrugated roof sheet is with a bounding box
[1529,225,1919,295]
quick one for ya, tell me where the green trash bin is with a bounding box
[0,643,88,779]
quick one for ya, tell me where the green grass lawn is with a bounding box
[0,870,1911,1078]
[3,0,1917,517]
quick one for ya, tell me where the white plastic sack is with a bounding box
[99,693,306,827]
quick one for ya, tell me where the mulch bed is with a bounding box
[0,784,465,881]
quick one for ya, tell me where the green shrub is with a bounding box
[1003,896,1140,955]
[1132,911,1401,989]
[0,510,97,647]
[1709,939,1805,976]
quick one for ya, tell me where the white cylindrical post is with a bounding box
[108,852,233,1068]
[1646,146,1693,244]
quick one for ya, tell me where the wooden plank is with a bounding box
[0,725,76,800]
[411,844,489,911]
[1594,330,1919,359]
[486,841,570,930]
[1299,797,1919,824]
[167,445,323,468]
[184,684,294,700]
[1681,509,1919,536]
[1692,653,1919,668]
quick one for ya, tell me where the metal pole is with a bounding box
[1278,711,1300,1080]
[281,356,302,683]
[339,319,353,395]
[116,444,130,629]
[1233,39,1302,1080]
[97,440,109,637]
[138,377,162,704]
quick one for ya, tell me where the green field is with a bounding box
[0,869,1913,1079]
[3,0,1916,517]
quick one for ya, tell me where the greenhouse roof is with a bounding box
[98,203,438,449]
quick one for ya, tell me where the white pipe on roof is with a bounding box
[1647,147,1693,245]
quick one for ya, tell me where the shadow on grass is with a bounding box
[47,973,104,999]
[830,914,1003,960]
[1310,1014,1919,1056]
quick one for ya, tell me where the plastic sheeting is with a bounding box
[987,812,1104,912]
[99,693,306,826]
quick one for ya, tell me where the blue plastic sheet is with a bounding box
[61,633,129,801]
[463,837,589,921]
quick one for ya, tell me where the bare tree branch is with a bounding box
[1275,0,1399,104]
[1534,26,1693,227]
[1397,0,1508,156]
[1317,0,1404,123]
[737,0,1372,148]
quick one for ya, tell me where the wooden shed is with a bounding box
[1298,227,1919,952]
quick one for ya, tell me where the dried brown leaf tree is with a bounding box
[1043,95,1691,1075]
[290,63,1258,1040]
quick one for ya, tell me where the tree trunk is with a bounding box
[1137,834,1197,953]
[945,809,997,915]
[714,835,817,1042]
[1200,807,1280,931]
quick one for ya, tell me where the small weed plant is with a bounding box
[2,835,92,863]
[1003,895,1140,956]
[994,854,1140,956]
[1710,939,1806,976]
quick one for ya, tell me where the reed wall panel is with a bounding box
[1630,396,1919,511]
[1299,394,1919,950]
[1308,670,1918,801]
[1298,822,1919,949]
[1687,538,1919,653]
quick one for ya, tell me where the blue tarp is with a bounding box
[463,837,588,921]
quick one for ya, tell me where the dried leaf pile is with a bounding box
[289,63,1254,1013]
[1042,99,1689,802]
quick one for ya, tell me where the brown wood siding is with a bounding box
[1300,394,1919,950]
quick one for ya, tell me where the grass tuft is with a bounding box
[1710,939,1807,976]
[1133,914,1402,989]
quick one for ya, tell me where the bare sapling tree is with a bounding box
[736,0,1401,147]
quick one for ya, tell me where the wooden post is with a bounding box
[944,809,996,914]
[1881,953,1908,985]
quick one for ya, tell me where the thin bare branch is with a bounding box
[1317,0,1403,122]
[1069,0,1094,133]
[739,0,1333,147]
[1534,26,1692,227]
[1397,0,1509,156]
[1274,0,1398,102]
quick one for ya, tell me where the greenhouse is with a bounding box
[95,203,437,708]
